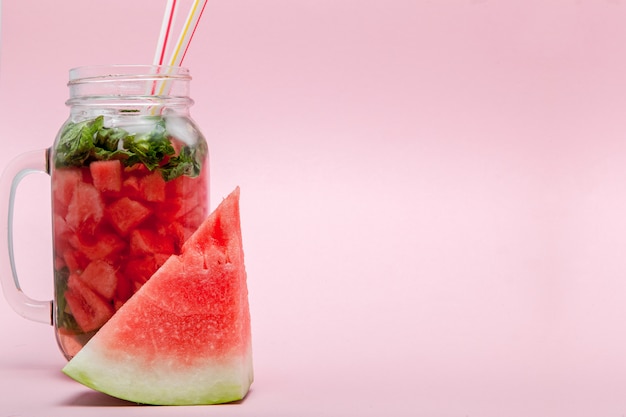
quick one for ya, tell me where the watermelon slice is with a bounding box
[62,187,253,405]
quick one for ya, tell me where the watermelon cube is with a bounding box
[121,175,141,200]
[63,249,89,272]
[65,274,114,333]
[178,204,207,228]
[168,174,200,199]
[53,214,69,237]
[105,197,152,236]
[65,182,104,233]
[114,274,134,309]
[53,214,71,254]
[152,199,183,223]
[129,229,175,256]
[157,221,187,251]
[139,171,167,202]
[122,255,160,286]
[166,173,209,218]
[90,160,122,193]
[69,232,126,262]
[79,260,118,300]
[52,168,83,214]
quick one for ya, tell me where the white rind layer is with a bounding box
[62,343,253,405]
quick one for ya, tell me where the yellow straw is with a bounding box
[156,0,208,96]
[168,0,203,67]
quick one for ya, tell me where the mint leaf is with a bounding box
[92,124,135,162]
[94,126,127,152]
[54,117,98,167]
[54,116,203,181]
[160,146,203,181]
[55,267,80,333]
[55,116,135,168]
[122,119,175,170]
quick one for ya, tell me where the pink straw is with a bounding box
[152,0,178,66]
[176,0,209,67]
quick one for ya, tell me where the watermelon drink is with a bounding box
[49,66,209,359]
[52,116,208,358]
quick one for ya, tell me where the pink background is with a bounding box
[2,0,626,415]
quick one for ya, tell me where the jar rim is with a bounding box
[68,64,191,85]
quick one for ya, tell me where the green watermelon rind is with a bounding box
[62,345,253,405]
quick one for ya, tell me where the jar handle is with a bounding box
[0,149,52,324]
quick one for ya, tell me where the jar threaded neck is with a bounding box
[67,65,192,108]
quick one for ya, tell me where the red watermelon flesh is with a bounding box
[52,163,208,347]
[62,187,253,405]
[65,182,104,233]
[52,168,83,215]
[78,260,118,300]
[90,160,122,193]
[104,197,152,237]
[139,170,167,202]
[65,274,115,333]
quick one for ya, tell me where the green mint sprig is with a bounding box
[54,115,204,181]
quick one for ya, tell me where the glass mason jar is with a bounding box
[0,65,209,360]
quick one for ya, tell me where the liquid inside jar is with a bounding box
[51,114,208,359]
